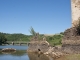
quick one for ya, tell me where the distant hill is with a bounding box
[0,32,32,41]
[0,32,44,41]
[44,34,54,36]
[0,32,64,46]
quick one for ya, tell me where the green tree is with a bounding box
[0,33,7,45]
[60,32,64,35]
[29,26,36,36]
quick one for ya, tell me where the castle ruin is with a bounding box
[62,0,80,54]
[71,0,80,27]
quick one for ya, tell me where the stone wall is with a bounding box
[71,0,80,27]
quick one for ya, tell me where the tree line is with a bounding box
[0,32,64,46]
[0,27,64,46]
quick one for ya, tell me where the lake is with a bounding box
[0,45,80,60]
[0,45,54,60]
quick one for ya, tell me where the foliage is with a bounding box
[60,32,64,35]
[0,32,63,46]
[5,33,32,42]
[74,18,80,35]
[46,34,63,46]
[0,32,7,45]
[29,26,36,36]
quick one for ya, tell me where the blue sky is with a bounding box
[0,0,71,35]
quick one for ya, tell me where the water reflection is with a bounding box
[0,50,26,56]
[0,50,29,60]
[0,50,54,60]
[0,45,80,60]
[2,51,16,54]
[27,53,53,60]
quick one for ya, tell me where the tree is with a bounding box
[29,26,36,36]
[0,33,7,45]
[60,32,64,35]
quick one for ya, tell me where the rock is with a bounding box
[27,33,63,58]
[62,27,80,54]
[43,46,63,58]
[1,48,16,52]
[27,40,50,53]
[27,33,50,53]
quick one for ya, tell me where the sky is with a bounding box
[0,0,71,35]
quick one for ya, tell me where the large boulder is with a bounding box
[27,33,50,53]
[27,40,50,53]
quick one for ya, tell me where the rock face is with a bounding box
[27,33,50,53]
[27,33,63,58]
[27,40,50,53]
[62,0,80,54]
[62,27,80,54]
[44,46,63,58]
[27,53,51,60]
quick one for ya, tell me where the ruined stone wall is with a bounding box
[71,0,80,27]
[61,0,80,54]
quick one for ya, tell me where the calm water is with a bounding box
[0,45,80,60]
[0,45,54,60]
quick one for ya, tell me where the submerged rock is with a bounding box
[1,48,16,52]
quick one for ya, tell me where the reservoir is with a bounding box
[0,45,80,60]
[0,45,53,60]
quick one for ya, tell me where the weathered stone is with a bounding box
[62,0,80,54]
[44,46,63,58]
[27,33,63,58]
[27,33,50,53]
[1,48,16,52]
[62,27,80,54]
[27,52,52,60]
[27,40,50,53]
[71,0,80,27]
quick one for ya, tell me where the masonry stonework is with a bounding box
[71,0,80,27]
[61,0,80,54]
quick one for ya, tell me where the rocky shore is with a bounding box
[27,25,80,58]
[27,33,63,58]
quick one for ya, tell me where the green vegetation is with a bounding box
[75,18,80,35]
[29,26,36,36]
[0,27,64,46]
[46,34,63,46]
[5,33,32,42]
[0,32,64,46]
[0,32,7,45]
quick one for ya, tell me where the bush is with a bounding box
[74,18,80,35]
[0,33,7,45]
[46,34,63,46]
